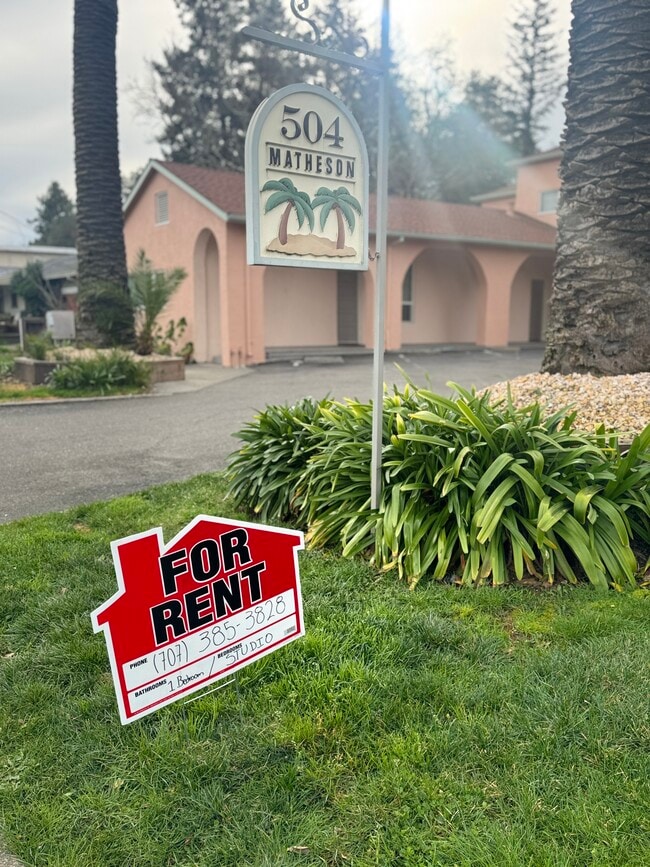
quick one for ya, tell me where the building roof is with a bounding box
[470,186,516,203]
[379,194,555,248]
[41,253,78,280]
[511,147,562,167]
[0,252,77,287]
[127,160,556,251]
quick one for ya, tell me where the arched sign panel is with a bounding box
[245,84,369,270]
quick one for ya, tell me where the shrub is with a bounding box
[129,250,187,355]
[228,396,330,523]
[48,350,150,394]
[228,383,650,590]
[24,332,54,360]
[77,280,135,348]
[0,357,14,379]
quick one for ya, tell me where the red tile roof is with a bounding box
[153,161,556,249]
[158,161,247,217]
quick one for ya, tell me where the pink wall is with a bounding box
[125,167,558,364]
[514,157,561,226]
[264,266,337,347]
[400,247,481,344]
[124,172,231,363]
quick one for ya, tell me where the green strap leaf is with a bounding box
[471,453,514,505]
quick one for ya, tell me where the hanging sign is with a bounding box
[246,83,369,270]
[91,515,305,724]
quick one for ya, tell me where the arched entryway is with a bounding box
[399,246,485,346]
[509,255,555,343]
[193,229,221,363]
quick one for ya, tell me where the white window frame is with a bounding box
[154,190,169,225]
[402,266,414,323]
[539,189,559,214]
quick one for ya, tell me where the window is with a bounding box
[155,190,169,225]
[10,292,19,308]
[539,189,559,213]
[402,266,413,322]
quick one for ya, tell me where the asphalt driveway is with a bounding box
[0,347,543,524]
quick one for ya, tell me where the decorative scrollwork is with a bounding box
[289,0,369,58]
[290,0,320,44]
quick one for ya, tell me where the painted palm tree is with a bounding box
[312,187,363,250]
[73,0,133,345]
[262,178,314,245]
[542,0,650,374]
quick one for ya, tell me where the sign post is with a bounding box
[242,0,391,510]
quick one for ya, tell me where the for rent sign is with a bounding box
[91,516,304,724]
[245,83,369,270]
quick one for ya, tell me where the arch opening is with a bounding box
[399,246,485,346]
[508,255,555,344]
[193,229,221,363]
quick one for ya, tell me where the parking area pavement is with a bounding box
[0,347,543,524]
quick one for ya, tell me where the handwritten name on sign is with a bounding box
[91,516,304,724]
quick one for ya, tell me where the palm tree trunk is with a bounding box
[73,0,134,346]
[542,0,650,374]
[278,203,293,245]
[335,207,345,249]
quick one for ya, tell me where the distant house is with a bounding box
[472,147,562,228]
[123,148,561,366]
[0,245,78,320]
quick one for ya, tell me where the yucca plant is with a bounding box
[129,249,187,355]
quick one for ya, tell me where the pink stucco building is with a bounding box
[123,148,560,366]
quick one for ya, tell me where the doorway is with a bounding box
[337,271,358,344]
[529,279,545,342]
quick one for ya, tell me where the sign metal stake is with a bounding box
[370,0,391,510]
[242,0,391,512]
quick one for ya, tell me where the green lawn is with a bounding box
[0,382,149,401]
[1,475,648,866]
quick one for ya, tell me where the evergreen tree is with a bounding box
[464,72,517,144]
[30,182,77,247]
[151,0,422,195]
[411,53,514,202]
[9,262,62,317]
[153,0,311,170]
[505,0,565,156]
[433,103,514,202]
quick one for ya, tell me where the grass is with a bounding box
[1,474,649,866]
[0,382,149,401]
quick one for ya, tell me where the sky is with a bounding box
[0,0,573,246]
